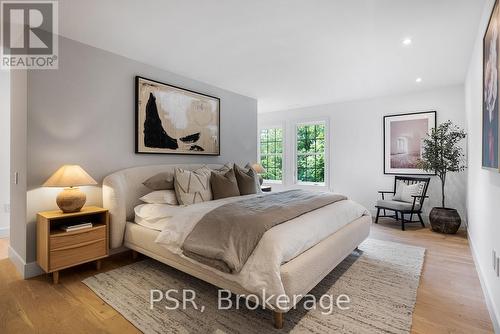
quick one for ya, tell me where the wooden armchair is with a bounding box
[375,176,430,231]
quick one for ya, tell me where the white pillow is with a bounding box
[140,190,179,205]
[393,181,425,203]
[134,203,184,231]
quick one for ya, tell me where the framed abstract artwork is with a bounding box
[383,111,436,175]
[483,0,499,170]
[135,76,220,155]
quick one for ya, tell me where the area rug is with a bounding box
[83,238,425,334]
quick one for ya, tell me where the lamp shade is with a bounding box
[251,163,266,174]
[43,165,97,187]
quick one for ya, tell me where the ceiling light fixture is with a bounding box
[416,77,422,83]
[402,38,412,46]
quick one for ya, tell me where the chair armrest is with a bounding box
[411,195,429,198]
[378,190,394,200]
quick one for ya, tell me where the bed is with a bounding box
[102,164,371,328]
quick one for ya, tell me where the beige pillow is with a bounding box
[210,169,240,200]
[143,171,175,190]
[234,163,262,195]
[174,167,213,205]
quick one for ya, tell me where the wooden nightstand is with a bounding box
[36,206,109,284]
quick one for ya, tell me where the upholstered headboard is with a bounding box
[102,163,224,249]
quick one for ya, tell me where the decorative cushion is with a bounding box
[210,169,241,200]
[139,190,179,205]
[245,163,263,194]
[233,163,262,195]
[174,167,213,205]
[143,172,175,190]
[212,163,233,174]
[392,181,425,203]
[376,199,421,211]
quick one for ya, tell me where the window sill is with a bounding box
[263,180,283,185]
[295,181,327,187]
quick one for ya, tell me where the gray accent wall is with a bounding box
[28,37,257,186]
[16,36,257,267]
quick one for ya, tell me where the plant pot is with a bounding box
[429,207,461,234]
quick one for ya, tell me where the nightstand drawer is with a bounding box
[50,239,106,270]
[50,225,106,250]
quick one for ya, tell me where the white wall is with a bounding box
[0,70,10,238]
[259,85,467,221]
[10,36,258,274]
[10,70,28,275]
[465,0,500,331]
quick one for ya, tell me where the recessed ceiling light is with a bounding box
[402,38,412,46]
[416,77,422,83]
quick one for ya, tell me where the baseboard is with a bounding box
[369,209,469,230]
[109,245,128,256]
[468,231,500,333]
[7,246,44,279]
[8,246,26,278]
[0,227,9,238]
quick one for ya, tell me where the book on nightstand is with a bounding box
[60,222,93,232]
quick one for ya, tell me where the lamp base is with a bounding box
[56,187,86,213]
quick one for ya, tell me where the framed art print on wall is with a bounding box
[135,76,220,155]
[383,111,436,175]
[483,0,499,170]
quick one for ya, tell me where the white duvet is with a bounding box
[153,193,369,306]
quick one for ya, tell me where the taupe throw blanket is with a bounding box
[182,190,347,274]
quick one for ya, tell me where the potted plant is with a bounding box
[417,120,466,234]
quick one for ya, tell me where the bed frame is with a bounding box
[103,164,371,329]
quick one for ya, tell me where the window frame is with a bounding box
[258,124,285,184]
[293,119,329,187]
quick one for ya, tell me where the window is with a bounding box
[296,122,326,185]
[259,128,283,182]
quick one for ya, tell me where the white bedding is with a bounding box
[134,203,186,231]
[153,192,370,305]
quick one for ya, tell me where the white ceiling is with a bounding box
[59,0,485,112]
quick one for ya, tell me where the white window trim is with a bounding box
[257,124,285,184]
[293,118,330,187]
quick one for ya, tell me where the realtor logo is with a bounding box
[1,0,58,69]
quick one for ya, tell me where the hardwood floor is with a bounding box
[0,220,493,333]
[372,218,493,334]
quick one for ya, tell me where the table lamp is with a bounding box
[251,163,267,185]
[43,165,97,213]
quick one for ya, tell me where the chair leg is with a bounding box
[418,213,425,228]
[401,212,405,231]
[395,211,399,221]
[375,208,380,224]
